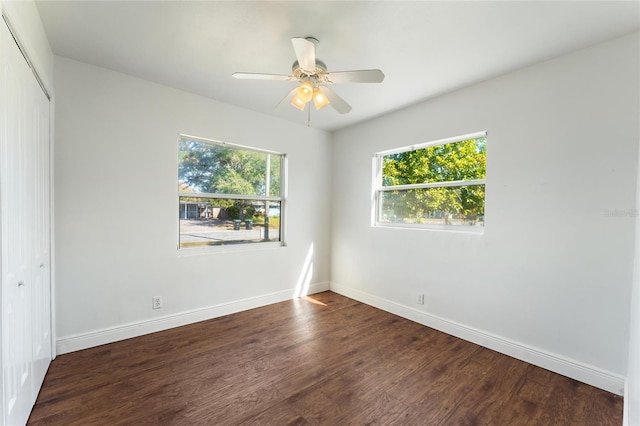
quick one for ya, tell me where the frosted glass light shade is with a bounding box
[296,81,314,103]
[291,95,306,111]
[313,88,330,110]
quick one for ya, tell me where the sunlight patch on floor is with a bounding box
[301,295,327,306]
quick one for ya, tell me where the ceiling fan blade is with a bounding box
[291,38,316,73]
[326,69,385,83]
[319,86,351,114]
[274,87,299,111]
[232,72,292,81]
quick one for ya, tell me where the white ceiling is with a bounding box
[35,1,640,131]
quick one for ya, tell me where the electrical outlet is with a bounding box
[152,296,162,309]
[417,293,424,305]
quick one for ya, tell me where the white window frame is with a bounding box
[178,134,287,253]
[372,131,487,233]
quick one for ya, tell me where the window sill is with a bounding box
[177,241,286,257]
[373,222,484,234]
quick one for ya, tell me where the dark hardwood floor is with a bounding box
[28,291,622,425]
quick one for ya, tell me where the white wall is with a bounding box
[626,132,640,423]
[53,57,333,352]
[331,33,639,394]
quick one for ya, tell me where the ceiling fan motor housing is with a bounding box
[292,60,329,84]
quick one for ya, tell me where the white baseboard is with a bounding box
[56,282,330,355]
[330,282,625,396]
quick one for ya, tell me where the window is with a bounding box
[178,135,286,249]
[373,132,486,231]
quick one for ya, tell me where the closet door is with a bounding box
[30,66,51,394]
[1,20,52,426]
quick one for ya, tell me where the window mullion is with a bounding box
[380,179,485,191]
[178,192,282,202]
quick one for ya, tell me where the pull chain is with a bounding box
[307,104,311,127]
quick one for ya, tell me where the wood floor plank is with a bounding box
[439,354,530,425]
[240,399,309,426]
[28,291,623,425]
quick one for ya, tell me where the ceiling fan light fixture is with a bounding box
[290,94,307,111]
[313,87,330,110]
[296,81,314,103]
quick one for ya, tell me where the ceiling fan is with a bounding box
[232,37,385,115]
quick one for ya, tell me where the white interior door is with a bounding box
[1,20,52,426]
[1,20,33,426]
[30,67,51,393]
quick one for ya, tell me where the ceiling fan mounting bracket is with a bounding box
[304,36,319,45]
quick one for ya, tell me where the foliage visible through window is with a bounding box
[178,136,285,248]
[374,133,486,230]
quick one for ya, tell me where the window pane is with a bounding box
[178,139,281,197]
[179,197,281,248]
[378,185,485,227]
[269,156,281,198]
[382,137,486,186]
